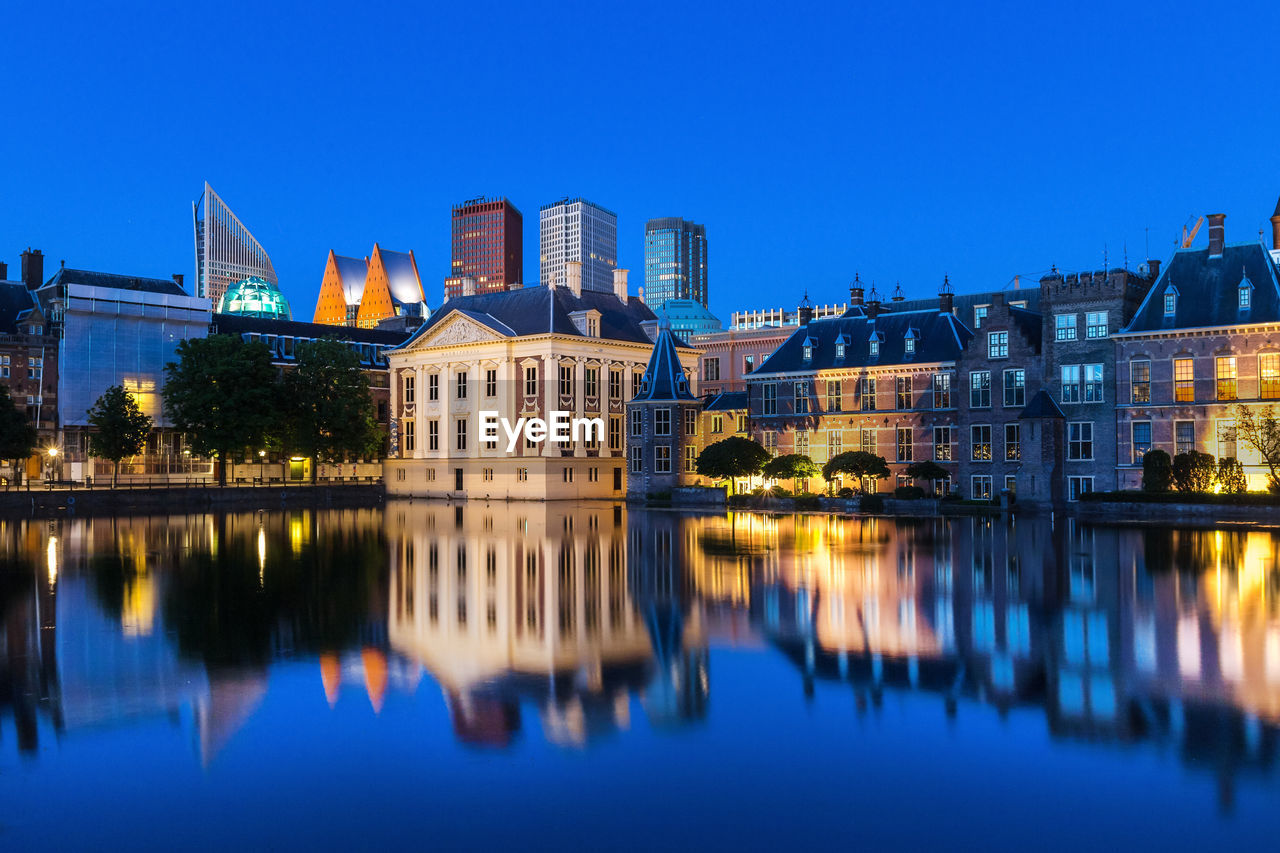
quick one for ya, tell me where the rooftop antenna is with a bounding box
[1123,240,1128,270]
[1103,244,1108,275]
[1144,227,1149,262]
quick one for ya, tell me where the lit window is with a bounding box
[1132,422,1151,463]
[1174,357,1194,402]
[1054,314,1077,341]
[969,371,991,408]
[1261,353,1280,398]
[1086,312,1108,338]
[987,331,1008,359]
[1130,360,1150,403]
[1163,291,1177,315]
[1216,356,1237,401]
[1240,285,1251,309]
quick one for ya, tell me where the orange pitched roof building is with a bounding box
[313,243,427,328]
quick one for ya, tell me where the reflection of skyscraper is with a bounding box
[192,182,278,305]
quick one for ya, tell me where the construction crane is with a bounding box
[1181,215,1204,248]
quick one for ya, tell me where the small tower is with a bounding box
[626,321,700,499]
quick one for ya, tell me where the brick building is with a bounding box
[0,249,59,478]
[625,323,702,498]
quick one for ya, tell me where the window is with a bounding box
[1217,420,1237,460]
[794,381,809,414]
[1130,360,1150,403]
[743,354,755,375]
[904,335,915,355]
[582,367,597,399]
[456,371,468,399]
[795,430,809,455]
[704,358,720,381]
[762,383,777,415]
[609,369,621,400]
[1086,311,1108,339]
[455,418,468,451]
[1084,364,1104,402]
[869,337,880,357]
[1068,476,1094,501]
[562,467,574,484]
[860,429,876,454]
[802,341,813,361]
[629,446,642,473]
[1003,369,1025,407]
[403,374,416,405]
[1004,475,1017,495]
[525,365,539,397]
[737,413,748,433]
[763,431,777,452]
[1174,358,1194,402]
[1004,423,1020,460]
[1061,364,1081,403]
[28,325,42,336]
[1216,356,1237,401]
[632,372,643,397]
[630,409,643,436]
[428,420,439,451]
[429,373,440,401]
[1262,354,1280,398]
[826,380,842,412]
[559,365,574,397]
[896,376,912,410]
[860,378,876,411]
[933,373,951,408]
[711,415,723,433]
[684,408,698,436]
[1055,314,1077,341]
[896,427,913,462]
[970,371,991,408]
[482,468,494,482]
[655,446,672,474]
[1175,420,1194,455]
[828,431,843,457]
[934,426,953,461]
[974,306,988,329]
[971,475,993,500]
[834,338,846,359]
[485,369,497,397]
[1068,422,1093,460]
[971,425,991,461]
[1132,421,1151,463]
[988,331,1008,359]
[609,416,621,451]
[685,445,697,473]
[1164,290,1177,315]
[655,408,671,436]
[404,419,416,453]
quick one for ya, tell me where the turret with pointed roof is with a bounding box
[634,320,697,402]
[626,321,702,498]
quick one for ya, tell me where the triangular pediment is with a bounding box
[403,310,507,351]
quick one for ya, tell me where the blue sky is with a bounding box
[3,0,1278,321]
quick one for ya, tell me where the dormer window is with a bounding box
[905,328,918,355]
[834,334,847,359]
[868,331,882,357]
[570,309,602,337]
[1240,286,1251,309]
[1163,287,1178,315]
[802,336,815,361]
[1239,269,1254,310]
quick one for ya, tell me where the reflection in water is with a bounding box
[2,508,1280,814]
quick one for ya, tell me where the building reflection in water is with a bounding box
[2,506,1280,809]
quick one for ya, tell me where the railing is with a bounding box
[2,475,384,491]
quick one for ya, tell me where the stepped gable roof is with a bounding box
[1018,389,1065,420]
[753,308,972,376]
[398,285,659,348]
[333,254,369,305]
[633,323,696,402]
[703,391,748,411]
[45,267,188,296]
[1009,305,1043,351]
[1122,242,1280,333]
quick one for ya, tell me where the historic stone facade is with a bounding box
[625,324,702,498]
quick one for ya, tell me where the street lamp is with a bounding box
[258,449,266,484]
[46,447,58,485]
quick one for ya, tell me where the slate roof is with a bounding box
[633,325,696,402]
[397,285,659,349]
[1018,389,1065,420]
[0,282,37,333]
[753,308,973,376]
[44,267,189,296]
[213,312,409,345]
[843,288,1041,321]
[703,391,748,411]
[1121,242,1280,333]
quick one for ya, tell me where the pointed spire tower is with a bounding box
[634,319,696,402]
[626,319,700,499]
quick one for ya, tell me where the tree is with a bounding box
[906,460,949,492]
[1234,404,1280,492]
[1171,450,1216,493]
[1216,457,1247,494]
[822,451,891,493]
[0,387,37,489]
[695,436,769,494]
[762,453,821,493]
[86,385,153,488]
[279,339,380,483]
[1141,449,1172,493]
[163,335,278,485]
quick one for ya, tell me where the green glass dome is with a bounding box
[217,276,292,320]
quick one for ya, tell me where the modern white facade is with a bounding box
[193,182,278,306]
[539,198,618,294]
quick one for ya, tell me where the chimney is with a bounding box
[1207,213,1226,257]
[1147,259,1161,279]
[938,275,954,315]
[798,300,814,326]
[172,273,184,291]
[0,261,7,280]
[462,277,477,297]
[20,248,43,291]
[849,273,865,307]
[565,261,582,298]
[612,267,629,303]
[1271,195,1280,251]
[865,286,882,320]
[891,283,905,302]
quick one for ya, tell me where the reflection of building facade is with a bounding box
[192,182,277,307]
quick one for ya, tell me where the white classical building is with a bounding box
[385,265,699,500]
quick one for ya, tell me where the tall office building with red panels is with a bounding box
[443,197,523,300]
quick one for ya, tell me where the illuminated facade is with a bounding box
[444,196,523,300]
[643,217,708,307]
[216,276,292,321]
[192,182,277,307]
[0,249,59,467]
[539,197,617,293]
[312,245,426,328]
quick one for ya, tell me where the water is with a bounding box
[2,505,1279,850]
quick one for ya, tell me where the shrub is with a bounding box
[1172,450,1216,492]
[837,487,854,499]
[894,485,926,500]
[1216,457,1247,494]
[1141,449,1173,492]
[794,495,822,510]
[860,494,885,513]
[770,485,791,498]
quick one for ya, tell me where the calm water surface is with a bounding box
[2,504,1279,850]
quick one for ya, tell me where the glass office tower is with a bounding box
[643,217,707,307]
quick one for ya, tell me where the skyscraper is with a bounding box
[644,217,708,307]
[539,197,617,293]
[192,182,277,306]
[444,197,523,300]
